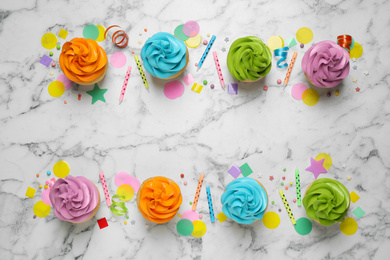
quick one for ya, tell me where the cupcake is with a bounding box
[221,178,268,224]
[302,40,350,88]
[302,178,350,226]
[59,38,108,85]
[140,32,189,79]
[137,176,182,224]
[49,176,100,223]
[227,36,272,82]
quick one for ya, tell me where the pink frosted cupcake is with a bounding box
[302,40,350,88]
[49,176,100,223]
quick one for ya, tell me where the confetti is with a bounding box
[97,217,109,229]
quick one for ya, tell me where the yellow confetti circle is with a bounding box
[33,201,51,218]
[350,42,363,59]
[96,25,106,42]
[53,160,70,178]
[315,153,333,170]
[48,81,65,97]
[191,220,207,237]
[267,35,284,52]
[296,27,314,44]
[340,217,358,235]
[117,184,134,201]
[185,34,202,48]
[262,211,280,229]
[302,89,319,106]
[41,33,58,49]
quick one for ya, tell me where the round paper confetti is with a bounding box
[57,74,73,90]
[191,220,207,238]
[296,27,314,44]
[176,219,194,236]
[291,83,308,100]
[110,52,127,68]
[340,217,358,235]
[33,201,51,218]
[267,35,284,52]
[83,24,99,40]
[41,189,51,205]
[181,209,199,222]
[53,160,70,178]
[48,81,65,98]
[96,25,106,42]
[183,20,200,37]
[174,25,190,41]
[114,172,140,193]
[185,34,202,48]
[164,80,185,99]
[41,33,58,49]
[262,211,280,229]
[350,42,363,59]
[302,89,319,106]
[117,184,134,201]
[315,153,332,170]
[294,217,312,235]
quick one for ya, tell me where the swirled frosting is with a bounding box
[227,36,272,81]
[302,40,350,88]
[221,178,268,224]
[303,178,350,226]
[59,38,108,84]
[140,32,188,79]
[49,176,100,223]
[137,176,182,223]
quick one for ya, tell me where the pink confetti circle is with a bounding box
[164,80,185,99]
[110,52,127,68]
[291,83,309,100]
[114,171,140,192]
[41,189,51,205]
[183,21,200,37]
[57,74,73,90]
[181,209,199,222]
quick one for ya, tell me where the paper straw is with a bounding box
[295,169,302,206]
[213,51,225,89]
[206,186,215,222]
[119,66,132,104]
[283,52,298,86]
[279,190,296,225]
[99,171,111,207]
[134,55,149,91]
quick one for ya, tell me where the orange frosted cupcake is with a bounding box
[59,38,108,85]
[137,176,182,224]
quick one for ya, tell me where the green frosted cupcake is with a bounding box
[227,36,272,82]
[303,178,350,226]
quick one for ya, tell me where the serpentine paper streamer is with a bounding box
[104,25,129,48]
[110,194,128,216]
[274,47,289,68]
[337,35,354,52]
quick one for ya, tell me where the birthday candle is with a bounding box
[213,51,225,89]
[295,169,302,206]
[279,190,296,225]
[206,186,215,222]
[99,171,111,207]
[192,174,204,210]
[134,55,149,91]
[119,66,132,104]
[197,35,216,71]
[283,52,297,86]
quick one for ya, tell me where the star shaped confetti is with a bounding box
[355,87,360,92]
[269,176,274,181]
[352,58,357,62]
[334,175,339,179]
[353,78,357,83]
[347,176,352,180]
[364,71,369,76]
[221,47,226,52]
[86,83,107,104]
[138,40,142,45]
[353,65,357,70]
[224,37,229,42]
[305,157,327,179]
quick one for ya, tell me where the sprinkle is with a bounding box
[126,215,129,219]
[271,201,275,205]
[282,176,285,180]
[144,28,147,32]
[285,187,288,190]
[131,50,135,54]
[56,45,61,50]
[210,84,214,89]
[277,79,282,84]
[278,209,282,212]
[51,62,56,67]
[33,215,36,219]
[124,221,127,225]
[49,51,53,56]
[327,92,331,97]
[289,182,293,185]
[300,43,304,48]
[195,63,198,66]
[189,201,192,205]
[293,199,297,203]
[39,185,42,189]
[47,171,51,176]
[199,214,203,219]
[283,168,286,172]
[203,40,208,45]
[263,86,268,91]
[64,100,67,104]
[180,174,184,178]
[281,182,284,186]
[207,33,210,37]
[36,174,40,178]
[78,94,81,100]
[355,87,360,92]
[44,185,48,189]
[203,80,207,85]
[335,90,339,96]
[184,181,187,185]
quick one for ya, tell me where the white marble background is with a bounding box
[0,0,389,259]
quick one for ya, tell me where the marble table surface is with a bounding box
[1,0,389,259]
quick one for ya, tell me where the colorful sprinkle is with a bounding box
[180,174,184,178]
[36,174,39,178]
[263,86,268,91]
[277,79,282,84]
[184,181,187,185]
[203,80,207,85]
[210,84,214,89]
[285,187,288,190]
[51,62,56,67]
[47,171,51,176]
[300,43,304,48]
[335,90,340,96]
[203,40,208,45]
[282,176,285,180]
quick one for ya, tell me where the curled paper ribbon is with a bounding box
[104,25,129,48]
[337,35,354,52]
[274,47,289,68]
[110,194,128,216]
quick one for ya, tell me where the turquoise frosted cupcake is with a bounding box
[221,178,268,224]
[140,32,189,79]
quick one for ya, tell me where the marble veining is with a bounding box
[0,0,390,259]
